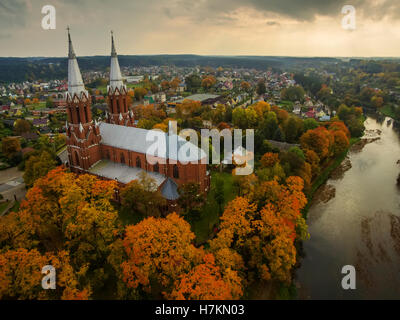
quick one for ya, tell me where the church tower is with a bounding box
[106,32,134,126]
[65,28,102,172]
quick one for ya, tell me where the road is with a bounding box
[0,167,26,203]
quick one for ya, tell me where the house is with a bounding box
[293,104,302,115]
[305,110,316,119]
[33,118,49,127]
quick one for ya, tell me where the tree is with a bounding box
[280,85,305,102]
[134,87,148,100]
[214,178,225,215]
[168,254,243,300]
[0,248,90,300]
[178,182,204,217]
[23,151,57,188]
[14,119,31,135]
[303,118,319,132]
[185,74,202,92]
[120,213,203,297]
[332,130,349,156]
[256,81,266,96]
[120,172,166,217]
[300,126,332,160]
[273,127,285,142]
[260,152,279,168]
[46,97,54,108]
[201,75,216,90]
[3,168,120,291]
[1,137,21,159]
[209,182,308,284]
[240,81,251,92]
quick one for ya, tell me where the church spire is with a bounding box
[67,27,87,97]
[109,31,124,91]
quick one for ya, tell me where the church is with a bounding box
[65,30,210,202]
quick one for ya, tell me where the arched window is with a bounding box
[154,163,159,173]
[173,164,179,179]
[121,153,125,164]
[136,157,141,168]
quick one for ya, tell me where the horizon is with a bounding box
[1,1,400,57]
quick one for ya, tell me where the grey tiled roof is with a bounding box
[99,122,206,162]
[161,178,180,200]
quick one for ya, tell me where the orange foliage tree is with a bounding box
[168,254,242,300]
[0,248,89,300]
[260,152,279,168]
[300,126,333,160]
[210,179,308,284]
[120,213,203,298]
[0,167,120,294]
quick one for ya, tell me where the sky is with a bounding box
[0,0,400,57]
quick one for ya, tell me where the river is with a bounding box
[297,116,400,299]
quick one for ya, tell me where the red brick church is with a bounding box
[65,30,209,201]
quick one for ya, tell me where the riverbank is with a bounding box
[302,137,360,219]
[297,116,400,299]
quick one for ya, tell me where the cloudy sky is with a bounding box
[1,0,400,57]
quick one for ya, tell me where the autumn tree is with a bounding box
[210,178,308,284]
[240,81,251,92]
[2,137,21,159]
[1,167,120,292]
[201,75,216,90]
[14,119,31,135]
[260,152,279,168]
[331,130,350,156]
[120,213,203,298]
[300,126,332,160]
[134,87,148,100]
[0,248,89,300]
[168,254,243,300]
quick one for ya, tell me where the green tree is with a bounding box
[23,151,57,188]
[256,81,266,96]
[120,172,166,217]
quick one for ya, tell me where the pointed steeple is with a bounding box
[109,31,124,91]
[67,27,87,97]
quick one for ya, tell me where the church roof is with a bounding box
[109,32,124,91]
[98,122,206,162]
[67,28,87,97]
[89,159,166,186]
[161,178,179,200]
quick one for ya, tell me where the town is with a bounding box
[1,0,400,304]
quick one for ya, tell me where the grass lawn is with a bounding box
[114,171,238,245]
[0,201,8,215]
[10,201,20,213]
[380,105,397,119]
[191,171,237,245]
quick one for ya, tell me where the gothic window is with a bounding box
[121,153,125,164]
[173,164,179,179]
[154,163,159,173]
[106,150,110,159]
[136,157,141,168]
